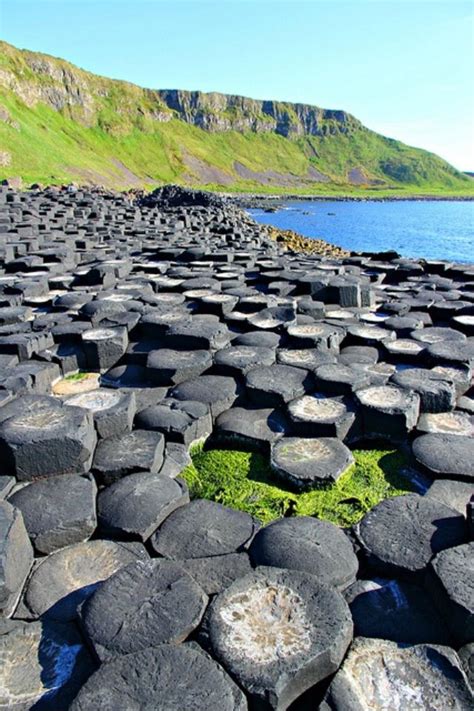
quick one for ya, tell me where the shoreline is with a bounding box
[228,192,474,209]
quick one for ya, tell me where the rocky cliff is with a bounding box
[0,40,471,193]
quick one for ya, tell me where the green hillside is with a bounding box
[0,40,472,196]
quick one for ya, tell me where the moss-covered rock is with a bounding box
[181,446,416,526]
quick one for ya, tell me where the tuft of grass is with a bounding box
[181,445,416,526]
[63,372,90,381]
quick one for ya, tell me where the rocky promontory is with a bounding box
[0,184,472,710]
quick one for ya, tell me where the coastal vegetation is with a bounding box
[181,445,416,526]
[1,40,472,196]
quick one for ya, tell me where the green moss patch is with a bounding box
[182,446,416,526]
[64,372,91,381]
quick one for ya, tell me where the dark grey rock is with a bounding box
[321,637,473,711]
[151,499,258,559]
[0,501,33,617]
[249,516,358,589]
[0,619,96,711]
[355,493,467,581]
[213,406,287,451]
[427,542,474,646]
[92,429,165,484]
[391,367,456,412]
[355,384,420,441]
[170,374,240,419]
[65,389,136,439]
[81,558,208,661]
[0,395,97,480]
[345,577,451,645]
[97,471,188,540]
[8,474,97,554]
[412,433,474,480]
[23,539,147,622]
[135,398,212,446]
[178,553,253,595]
[208,567,353,709]
[245,364,311,407]
[425,478,474,514]
[70,643,247,711]
[270,436,354,490]
[147,348,212,385]
[214,345,275,376]
[459,643,474,686]
[82,326,128,372]
[287,393,355,439]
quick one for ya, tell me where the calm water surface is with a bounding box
[249,200,474,263]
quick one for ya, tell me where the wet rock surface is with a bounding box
[0,184,473,708]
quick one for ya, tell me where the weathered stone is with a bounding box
[92,429,165,484]
[97,471,188,540]
[345,578,451,644]
[271,436,354,490]
[321,638,473,711]
[427,543,474,646]
[151,499,258,559]
[178,553,253,595]
[0,619,95,711]
[213,405,287,451]
[245,364,312,407]
[249,517,358,589]
[8,474,97,554]
[208,567,353,709]
[70,644,247,711]
[170,374,240,419]
[147,347,212,385]
[65,388,136,439]
[23,539,147,622]
[355,384,420,440]
[287,393,355,439]
[0,501,33,618]
[81,558,208,661]
[0,395,96,480]
[355,494,467,580]
[391,367,456,412]
[412,433,474,480]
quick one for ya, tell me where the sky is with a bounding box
[1,0,473,170]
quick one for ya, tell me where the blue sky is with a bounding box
[1,0,473,170]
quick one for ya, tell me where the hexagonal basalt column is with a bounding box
[82,327,128,372]
[69,644,247,711]
[287,394,355,439]
[0,395,97,480]
[355,384,420,441]
[208,568,353,709]
[271,437,354,490]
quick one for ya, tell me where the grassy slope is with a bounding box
[182,446,416,526]
[0,41,472,196]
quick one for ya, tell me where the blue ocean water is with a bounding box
[249,200,474,263]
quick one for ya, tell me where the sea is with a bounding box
[249,200,474,264]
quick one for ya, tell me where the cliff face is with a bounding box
[0,40,470,193]
[0,41,359,138]
[156,89,360,137]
